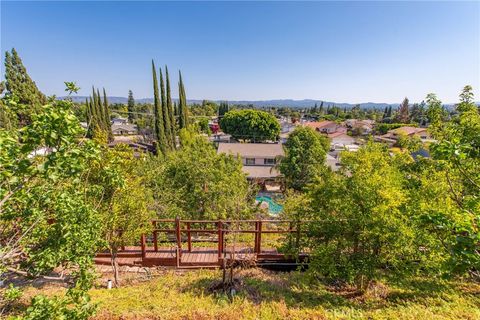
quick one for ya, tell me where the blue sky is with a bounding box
[1,1,479,103]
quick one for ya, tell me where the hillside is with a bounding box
[58,96,401,109]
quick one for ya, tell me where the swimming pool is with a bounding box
[255,196,284,215]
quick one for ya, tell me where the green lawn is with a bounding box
[87,269,480,320]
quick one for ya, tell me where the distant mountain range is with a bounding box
[61,96,470,109]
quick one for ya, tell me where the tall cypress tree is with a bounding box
[127,90,135,122]
[152,60,167,154]
[103,88,113,142]
[85,98,91,137]
[85,98,90,124]
[165,66,176,148]
[178,72,184,129]
[97,88,104,128]
[178,70,188,129]
[92,87,103,131]
[319,101,324,115]
[91,87,100,131]
[159,68,172,150]
[87,95,97,137]
[219,101,230,116]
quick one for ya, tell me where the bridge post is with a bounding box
[187,222,192,252]
[140,234,146,260]
[255,220,262,254]
[254,221,258,253]
[217,220,223,259]
[175,216,182,258]
[152,221,158,252]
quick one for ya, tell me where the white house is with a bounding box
[217,142,284,181]
[111,117,129,125]
[111,124,138,136]
[329,130,357,148]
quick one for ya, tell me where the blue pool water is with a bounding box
[255,196,284,215]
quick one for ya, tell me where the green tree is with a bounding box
[178,70,189,129]
[102,88,113,142]
[152,60,167,154]
[0,82,17,130]
[410,101,427,125]
[319,101,324,115]
[219,109,280,142]
[89,145,154,286]
[85,86,112,143]
[127,90,135,122]
[145,130,254,220]
[196,117,211,134]
[456,85,477,113]
[396,97,410,123]
[425,93,446,136]
[285,142,419,290]
[422,85,480,277]
[165,66,176,149]
[279,126,329,191]
[159,68,172,150]
[3,48,47,126]
[219,101,230,116]
[0,94,101,319]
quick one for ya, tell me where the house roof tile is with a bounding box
[217,142,284,158]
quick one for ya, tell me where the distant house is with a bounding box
[329,130,356,148]
[217,142,284,189]
[375,126,432,146]
[303,121,357,148]
[304,120,340,134]
[111,124,138,136]
[111,117,129,125]
[345,119,374,135]
[209,133,231,143]
[384,126,431,140]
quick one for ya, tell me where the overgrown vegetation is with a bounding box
[8,269,480,320]
[282,86,479,289]
[1,48,479,319]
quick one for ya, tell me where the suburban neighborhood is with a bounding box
[1,1,479,320]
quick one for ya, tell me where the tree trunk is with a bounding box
[110,249,120,287]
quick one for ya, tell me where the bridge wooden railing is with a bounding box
[140,218,304,260]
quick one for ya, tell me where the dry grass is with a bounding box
[5,267,480,320]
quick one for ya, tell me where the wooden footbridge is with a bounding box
[95,219,309,269]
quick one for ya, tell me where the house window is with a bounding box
[264,158,275,165]
[245,158,256,165]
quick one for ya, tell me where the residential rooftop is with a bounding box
[303,120,336,130]
[389,126,427,135]
[217,142,284,158]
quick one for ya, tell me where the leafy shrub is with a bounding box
[220,109,280,142]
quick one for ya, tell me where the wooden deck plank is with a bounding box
[95,245,307,269]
